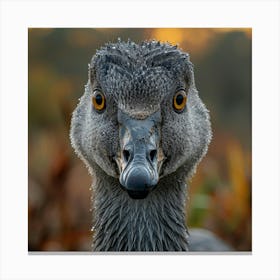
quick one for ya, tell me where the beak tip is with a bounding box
[120,165,158,199]
[127,189,150,199]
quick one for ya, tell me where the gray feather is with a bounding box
[69,40,230,251]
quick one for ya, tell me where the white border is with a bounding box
[1,0,279,279]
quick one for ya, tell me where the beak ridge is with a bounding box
[116,110,163,199]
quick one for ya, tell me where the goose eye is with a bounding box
[173,90,187,112]
[92,90,106,112]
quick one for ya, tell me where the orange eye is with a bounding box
[173,90,187,112]
[92,90,106,112]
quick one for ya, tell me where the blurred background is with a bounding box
[28,28,251,251]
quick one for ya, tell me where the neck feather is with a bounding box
[91,171,189,251]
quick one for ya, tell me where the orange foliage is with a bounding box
[149,28,251,57]
[151,28,185,45]
[227,140,251,219]
[188,136,251,250]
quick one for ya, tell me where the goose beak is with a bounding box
[115,110,164,199]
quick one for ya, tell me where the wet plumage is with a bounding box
[70,40,231,251]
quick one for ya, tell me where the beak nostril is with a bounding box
[123,150,131,163]
[149,149,157,162]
